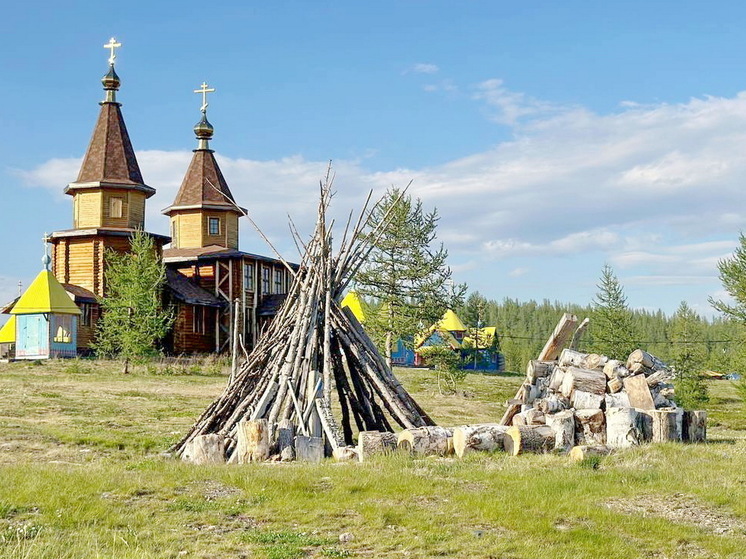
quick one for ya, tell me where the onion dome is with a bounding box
[194,113,214,141]
[102,65,120,91]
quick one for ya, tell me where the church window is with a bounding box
[171,220,178,247]
[274,269,283,293]
[243,262,255,291]
[81,303,93,327]
[110,197,123,219]
[208,217,220,236]
[53,315,73,344]
[193,305,206,334]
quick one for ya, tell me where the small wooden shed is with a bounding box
[0,316,16,359]
[11,269,82,359]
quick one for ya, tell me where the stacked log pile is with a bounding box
[173,176,434,464]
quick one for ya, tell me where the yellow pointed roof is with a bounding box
[437,309,466,332]
[341,291,367,323]
[0,316,16,343]
[10,270,82,315]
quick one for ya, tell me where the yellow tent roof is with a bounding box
[10,270,81,315]
[437,309,466,332]
[341,291,367,323]
[0,316,16,343]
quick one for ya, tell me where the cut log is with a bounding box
[605,392,631,409]
[627,349,667,372]
[560,367,607,398]
[535,394,570,414]
[315,398,344,450]
[235,418,270,463]
[568,445,613,462]
[603,359,630,379]
[558,348,588,368]
[683,410,707,443]
[646,370,673,387]
[524,408,546,425]
[574,409,606,445]
[607,377,623,393]
[650,408,683,443]
[182,434,225,465]
[277,418,296,462]
[545,410,575,451]
[452,424,510,458]
[548,367,567,392]
[623,374,655,410]
[582,354,607,370]
[526,360,555,384]
[636,409,653,442]
[538,313,578,361]
[606,407,642,448]
[512,411,528,426]
[571,390,604,410]
[504,425,556,456]
[397,426,453,456]
[499,399,523,426]
[332,446,359,461]
[569,317,590,350]
[296,435,324,462]
[357,430,397,461]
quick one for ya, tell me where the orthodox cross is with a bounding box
[194,82,215,113]
[104,37,121,66]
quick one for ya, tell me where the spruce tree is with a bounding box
[710,232,746,323]
[589,264,638,359]
[669,301,708,408]
[94,230,174,364]
[354,187,464,366]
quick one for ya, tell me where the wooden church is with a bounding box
[5,38,292,357]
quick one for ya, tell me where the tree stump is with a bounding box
[277,418,296,462]
[235,418,270,463]
[650,408,683,442]
[357,430,397,461]
[397,426,453,456]
[296,435,325,462]
[545,410,575,451]
[683,410,707,443]
[504,425,555,456]
[606,407,641,448]
[181,434,225,465]
[452,424,509,458]
[574,409,606,446]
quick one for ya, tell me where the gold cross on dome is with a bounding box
[194,81,215,113]
[104,37,121,65]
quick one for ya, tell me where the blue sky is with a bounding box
[3,1,746,319]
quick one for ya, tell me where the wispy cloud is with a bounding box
[405,62,440,75]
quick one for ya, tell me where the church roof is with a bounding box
[0,316,16,344]
[437,309,467,332]
[163,149,244,215]
[10,270,82,316]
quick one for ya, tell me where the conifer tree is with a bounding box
[669,301,708,408]
[354,187,465,366]
[94,230,174,365]
[589,264,638,359]
[710,232,746,323]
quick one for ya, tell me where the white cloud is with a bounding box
[407,63,440,75]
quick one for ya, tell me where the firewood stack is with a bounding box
[496,314,707,456]
[173,178,434,464]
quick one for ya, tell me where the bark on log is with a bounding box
[559,348,588,368]
[504,425,556,456]
[560,367,607,398]
[574,409,606,445]
[650,408,683,443]
[332,446,359,461]
[536,394,570,414]
[512,412,528,427]
[397,426,453,456]
[545,410,575,451]
[623,374,655,410]
[626,349,667,372]
[683,410,707,443]
[571,390,604,410]
[548,367,567,392]
[524,408,546,425]
[538,313,578,361]
[568,445,613,462]
[583,354,608,370]
[277,418,296,462]
[607,377,623,393]
[636,409,653,442]
[452,424,510,458]
[605,392,631,409]
[527,360,555,384]
[499,399,523,426]
[357,430,397,461]
[182,434,225,465]
[296,435,325,462]
[606,407,642,448]
[235,418,270,463]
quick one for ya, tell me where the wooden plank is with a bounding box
[537,313,578,361]
[295,435,324,462]
[623,374,655,410]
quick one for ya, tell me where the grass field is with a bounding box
[1,359,746,558]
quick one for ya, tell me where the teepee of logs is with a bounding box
[173,174,434,461]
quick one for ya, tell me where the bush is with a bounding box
[418,345,466,393]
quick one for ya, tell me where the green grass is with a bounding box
[0,360,745,557]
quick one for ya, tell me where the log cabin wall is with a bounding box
[171,303,216,354]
